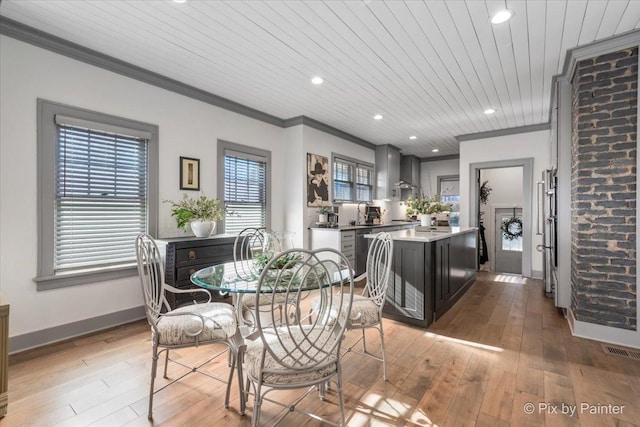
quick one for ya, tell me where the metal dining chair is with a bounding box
[135,234,245,420]
[310,231,394,380]
[233,227,284,327]
[241,248,354,426]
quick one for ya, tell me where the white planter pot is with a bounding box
[318,214,328,223]
[190,220,216,238]
[420,214,431,227]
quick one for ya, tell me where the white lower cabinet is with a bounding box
[309,229,356,270]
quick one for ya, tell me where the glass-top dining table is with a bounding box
[190,260,353,331]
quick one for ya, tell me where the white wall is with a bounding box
[282,125,304,248]
[300,126,375,247]
[0,35,374,342]
[460,130,550,273]
[0,35,375,342]
[420,158,460,195]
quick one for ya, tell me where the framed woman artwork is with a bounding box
[307,153,330,207]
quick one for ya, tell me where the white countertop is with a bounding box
[364,226,477,242]
[309,222,420,231]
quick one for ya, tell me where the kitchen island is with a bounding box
[365,227,478,328]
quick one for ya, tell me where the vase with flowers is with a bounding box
[406,194,452,226]
[426,194,453,225]
[165,193,224,237]
[406,194,432,226]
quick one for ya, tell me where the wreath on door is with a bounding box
[501,208,523,240]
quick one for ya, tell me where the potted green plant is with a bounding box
[406,194,432,226]
[164,194,224,237]
[316,206,331,223]
[426,194,452,215]
[427,194,453,224]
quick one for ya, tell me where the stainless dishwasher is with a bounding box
[355,228,372,276]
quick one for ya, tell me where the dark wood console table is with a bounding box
[155,234,236,309]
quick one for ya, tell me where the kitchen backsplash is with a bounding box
[306,200,409,228]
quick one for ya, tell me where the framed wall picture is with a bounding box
[180,156,200,190]
[307,153,330,207]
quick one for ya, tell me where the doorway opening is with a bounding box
[469,159,532,277]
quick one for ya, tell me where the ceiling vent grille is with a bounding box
[601,344,640,361]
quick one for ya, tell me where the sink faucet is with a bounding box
[356,202,368,225]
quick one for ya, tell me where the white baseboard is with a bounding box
[568,308,639,350]
[530,269,543,279]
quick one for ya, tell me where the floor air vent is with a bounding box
[602,344,640,360]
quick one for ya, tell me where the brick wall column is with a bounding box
[571,47,638,331]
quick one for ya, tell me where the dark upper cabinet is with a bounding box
[375,145,401,200]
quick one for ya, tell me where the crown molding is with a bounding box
[548,29,640,123]
[284,115,376,149]
[456,123,550,142]
[419,154,460,162]
[0,16,288,127]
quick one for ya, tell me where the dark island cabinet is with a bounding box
[382,230,477,328]
[383,240,433,327]
[434,231,478,318]
[156,235,236,310]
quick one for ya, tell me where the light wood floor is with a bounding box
[3,272,640,426]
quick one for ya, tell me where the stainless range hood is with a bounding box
[395,180,416,189]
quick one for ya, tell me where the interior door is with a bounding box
[495,208,523,274]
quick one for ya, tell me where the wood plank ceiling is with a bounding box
[1,0,638,158]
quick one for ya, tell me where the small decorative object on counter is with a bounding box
[317,206,331,223]
[164,193,225,237]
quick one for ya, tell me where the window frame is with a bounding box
[331,153,374,203]
[35,99,158,290]
[217,139,271,233]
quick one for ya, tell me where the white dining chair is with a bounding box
[310,231,394,380]
[233,227,284,327]
[241,248,354,426]
[135,234,245,420]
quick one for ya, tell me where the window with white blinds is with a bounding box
[356,164,374,202]
[333,155,373,202]
[333,158,354,201]
[55,121,149,272]
[223,149,268,234]
[37,100,158,289]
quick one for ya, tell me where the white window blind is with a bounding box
[55,121,148,272]
[333,157,373,202]
[356,164,373,202]
[333,158,354,201]
[224,151,267,234]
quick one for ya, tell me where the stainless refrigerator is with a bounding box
[537,169,558,300]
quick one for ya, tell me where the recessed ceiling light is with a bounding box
[484,108,496,115]
[409,135,417,140]
[311,76,323,85]
[172,0,187,3]
[491,10,512,24]
[432,148,439,153]
[374,114,383,120]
